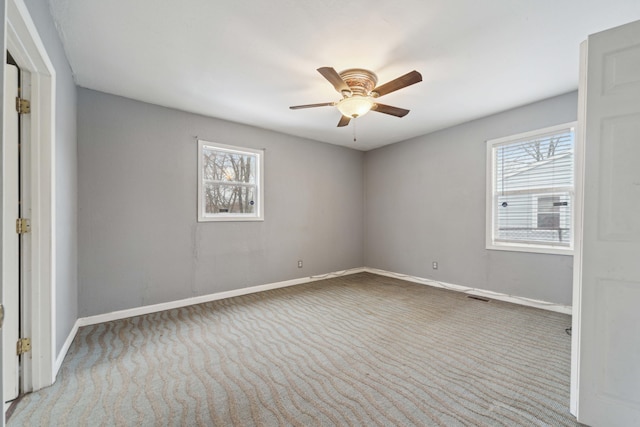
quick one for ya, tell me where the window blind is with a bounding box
[492,128,574,247]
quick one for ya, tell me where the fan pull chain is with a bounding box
[353,119,357,142]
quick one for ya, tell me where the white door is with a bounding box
[576,19,640,426]
[2,64,21,410]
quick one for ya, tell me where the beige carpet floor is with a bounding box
[9,272,579,426]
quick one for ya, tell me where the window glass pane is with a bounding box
[204,183,257,214]
[496,193,570,244]
[495,131,574,193]
[202,148,256,184]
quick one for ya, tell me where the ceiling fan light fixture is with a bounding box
[290,66,422,124]
[336,95,374,118]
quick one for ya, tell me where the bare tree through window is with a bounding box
[203,149,256,214]
[523,136,561,161]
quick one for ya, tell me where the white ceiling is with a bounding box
[49,0,640,151]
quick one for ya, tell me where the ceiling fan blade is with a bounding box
[289,102,335,110]
[337,115,351,127]
[317,67,351,94]
[372,103,410,117]
[372,70,422,97]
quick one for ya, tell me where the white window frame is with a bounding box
[197,140,264,222]
[486,122,576,255]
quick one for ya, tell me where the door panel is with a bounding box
[578,19,640,426]
[595,279,640,404]
[598,115,640,240]
[2,64,20,407]
[602,44,640,94]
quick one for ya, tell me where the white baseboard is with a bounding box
[54,318,81,378]
[364,267,572,315]
[54,265,569,379]
[77,267,366,328]
[52,268,363,376]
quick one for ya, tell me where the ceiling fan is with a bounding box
[290,67,422,127]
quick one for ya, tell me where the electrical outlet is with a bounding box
[298,260,303,268]
[432,261,438,270]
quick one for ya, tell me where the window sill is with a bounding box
[198,216,264,222]
[486,242,574,256]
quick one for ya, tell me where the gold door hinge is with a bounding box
[17,338,31,355]
[16,97,31,114]
[16,218,31,234]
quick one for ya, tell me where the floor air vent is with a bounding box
[467,295,490,302]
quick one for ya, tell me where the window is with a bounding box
[198,140,264,222]
[486,122,576,254]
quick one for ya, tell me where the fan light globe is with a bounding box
[337,95,374,118]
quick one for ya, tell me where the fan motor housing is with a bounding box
[339,69,378,97]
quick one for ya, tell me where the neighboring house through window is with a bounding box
[537,195,561,229]
[486,122,576,254]
[198,140,264,222]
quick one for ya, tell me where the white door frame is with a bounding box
[5,0,56,391]
[569,40,587,417]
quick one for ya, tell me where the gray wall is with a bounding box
[77,88,364,317]
[364,92,578,305]
[78,88,576,317]
[23,0,78,356]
